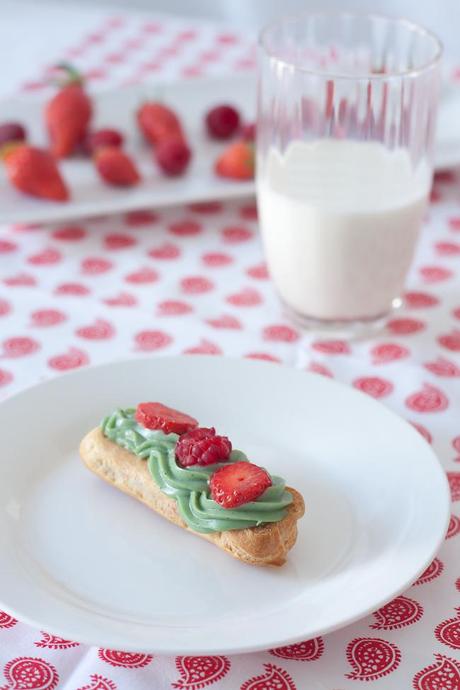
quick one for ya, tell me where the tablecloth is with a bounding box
[0,9,459,690]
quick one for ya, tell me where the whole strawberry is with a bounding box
[46,63,92,158]
[137,101,184,147]
[4,144,69,201]
[215,140,254,180]
[95,147,141,187]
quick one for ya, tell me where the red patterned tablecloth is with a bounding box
[0,11,459,690]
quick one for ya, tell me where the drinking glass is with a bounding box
[257,12,442,330]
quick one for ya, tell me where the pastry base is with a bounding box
[79,427,305,566]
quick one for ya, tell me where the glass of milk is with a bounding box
[257,13,442,330]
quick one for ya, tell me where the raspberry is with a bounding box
[241,122,256,141]
[176,427,232,466]
[84,128,124,154]
[0,122,27,146]
[209,461,272,509]
[206,105,240,140]
[155,137,191,176]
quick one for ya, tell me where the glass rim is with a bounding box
[258,10,443,80]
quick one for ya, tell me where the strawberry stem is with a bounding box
[51,62,84,88]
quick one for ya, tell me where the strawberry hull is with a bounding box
[46,83,92,158]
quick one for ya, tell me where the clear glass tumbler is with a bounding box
[257,12,442,330]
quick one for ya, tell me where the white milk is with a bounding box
[257,139,431,322]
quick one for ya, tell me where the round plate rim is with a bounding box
[0,355,451,654]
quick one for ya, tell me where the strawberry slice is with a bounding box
[135,401,198,435]
[209,461,272,509]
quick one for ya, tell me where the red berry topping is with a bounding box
[84,128,124,154]
[206,105,240,140]
[135,401,198,435]
[176,427,232,467]
[209,461,272,509]
[0,122,27,146]
[155,137,191,176]
[241,122,256,141]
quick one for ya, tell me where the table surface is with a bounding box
[0,5,459,690]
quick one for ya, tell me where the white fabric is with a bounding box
[0,9,459,690]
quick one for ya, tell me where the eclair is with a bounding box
[80,402,305,566]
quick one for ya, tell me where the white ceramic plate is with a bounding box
[0,74,458,225]
[0,356,449,654]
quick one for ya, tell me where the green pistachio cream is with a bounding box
[101,408,293,533]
